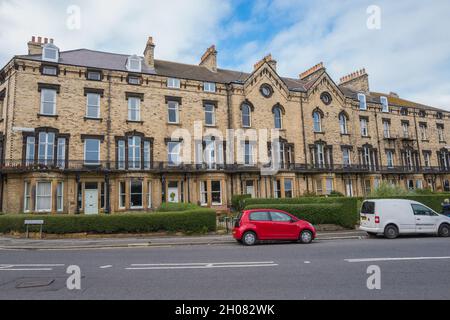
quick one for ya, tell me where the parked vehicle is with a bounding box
[359,199,450,239]
[442,199,450,217]
[233,209,317,246]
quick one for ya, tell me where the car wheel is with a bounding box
[384,225,399,239]
[242,231,257,246]
[299,230,313,244]
[438,224,450,238]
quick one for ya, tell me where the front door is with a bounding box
[269,211,298,239]
[85,190,99,215]
[167,182,179,203]
[412,204,439,233]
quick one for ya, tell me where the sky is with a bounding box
[0,0,449,110]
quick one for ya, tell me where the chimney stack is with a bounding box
[299,62,325,81]
[28,36,48,55]
[254,54,277,72]
[199,45,218,72]
[339,68,370,93]
[143,36,156,69]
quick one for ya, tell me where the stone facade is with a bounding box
[0,36,449,214]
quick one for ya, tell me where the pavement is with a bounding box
[0,236,449,300]
[0,230,368,250]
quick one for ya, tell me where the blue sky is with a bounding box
[1,0,449,110]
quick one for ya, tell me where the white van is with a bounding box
[360,199,450,239]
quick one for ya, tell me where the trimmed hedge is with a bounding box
[244,197,359,228]
[0,209,216,235]
[231,194,252,212]
[157,203,201,212]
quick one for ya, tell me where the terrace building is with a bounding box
[0,36,449,214]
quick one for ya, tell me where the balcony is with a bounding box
[0,160,449,175]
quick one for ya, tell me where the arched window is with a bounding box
[339,112,349,134]
[273,107,283,129]
[313,111,323,133]
[242,104,251,128]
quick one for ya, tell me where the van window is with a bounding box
[361,201,375,214]
[411,204,437,216]
[249,212,271,221]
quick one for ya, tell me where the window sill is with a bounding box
[167,122,182,126]
[361,136,371,138]
[205,124,218,128]
[127,120,144,124]
[340,133,350,136]
[84,117,103,122]
[314,131,325,135]
[439,141,447,144]
[37,114,58,119]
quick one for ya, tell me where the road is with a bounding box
[1,237,450,300]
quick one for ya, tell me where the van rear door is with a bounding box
[360,201,376,228]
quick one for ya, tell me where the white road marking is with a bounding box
[126,261,278,270]
[304,261,311,264]
[100,265,113,269]
[130,261,275,267]
[346,256,450,263]
[0,268,53,271]
[0,264,65,271]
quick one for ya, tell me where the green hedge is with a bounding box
[231,194,252,212]
[0,209,216,235]
[244,197,359,228]
[244,203,357,227]
[156,203,201,212]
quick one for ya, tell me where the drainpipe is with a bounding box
[299,93,309,192]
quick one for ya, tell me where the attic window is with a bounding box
[437,112,443,119]
[127,56,142,73]
[400,107,408,116]
[358,93,367,110]
[42,65,58,76]
[418,110,427,118]
[42,44,59,63]
[87,71,102,81]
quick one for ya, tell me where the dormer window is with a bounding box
[401,107,408,116]
[42,43,59,63]
[358,93,367,110]
[418,110,427,118]
[380,96,389,113]
[126,55,142,73]
[437,112,443,119]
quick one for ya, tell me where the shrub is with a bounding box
[157,203,200,212]
[329,191,345,197]
[231,194,252,212]
[369,182,409,197]
[0,209,216,235]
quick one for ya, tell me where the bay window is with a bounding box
[200,181,208,206]
[56,182,64,212]
[130,180,143,209]
[211,181,222,205]
[36,182,52,212]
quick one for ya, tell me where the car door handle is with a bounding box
[416,218,421,221]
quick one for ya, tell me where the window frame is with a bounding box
[380,96,389,113]
[40,89,57,116]
[126,56,142,73]
[24,182,31,213]
[84,138,101,166]
[35,181,52,213]
[128,97,141,122]
[56,181,64,213]
[241,104,252,128]
[168,142,181,166]
[167,101,180,124]
[358,93,367,111]
[130,180,144,209]
[211,181,222,206]
[42,45,59,63]
[313,111,322,133]
[167,78,181,89]
[274,107,283,129]
[86,93,101,119]
[203,82,216,93]
[204,103,216,126]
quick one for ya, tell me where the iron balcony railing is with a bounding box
[0,160,449,174]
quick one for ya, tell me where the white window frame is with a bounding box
[402,122,410,138]
[87,71,101,81]
[200,181,208,206]
[438,125,445,142]
[313,112,322,133]
[244,142,254,166]
[167,78,181,89]
[147,181,152,209]
[38,132,55,165]
[42,66,57,76]
[204,104,216,126]
[128,97,141,122]
[144,140,151,170]
[424,152,431,168]
[36,181,52,213]
[339,114,348,134]
[168,142,181,166]
[57,138,66,169]
[358,93,367,110]
[360,119,368,137]
[126,56,142,72]
[168,101,180,124]
[343,148,351,166]
[380,96,389,113]
[274,108,283,129]
[118,140,126,170]
[119,181,126,209]
[40,89,56,115]
[86,93,101,119]
[130,180,144,209]
[84,139,101,165]
[211,181,222,206]
[242,104,251,128]
[325,178,334,195]
[128,136,142,170]
[387,151,394,168]
[420,124,428,140]
[203,82,216,93]
[26,136,35,165]
[42,45,59,63]
[56,182,64,212]
[383,121,391,138]
[24,182,31,213]
[284,179,293,198]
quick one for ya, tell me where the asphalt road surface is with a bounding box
[1,237,450,300]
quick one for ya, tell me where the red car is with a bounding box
[233,209,317,246]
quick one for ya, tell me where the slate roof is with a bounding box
[16,49,448,113]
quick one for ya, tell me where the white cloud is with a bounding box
[0,0,230,64]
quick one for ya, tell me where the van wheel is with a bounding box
[242,231,257,246]
[438,224,450,238]
[384,225,399,239]
[299,230,313,244]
